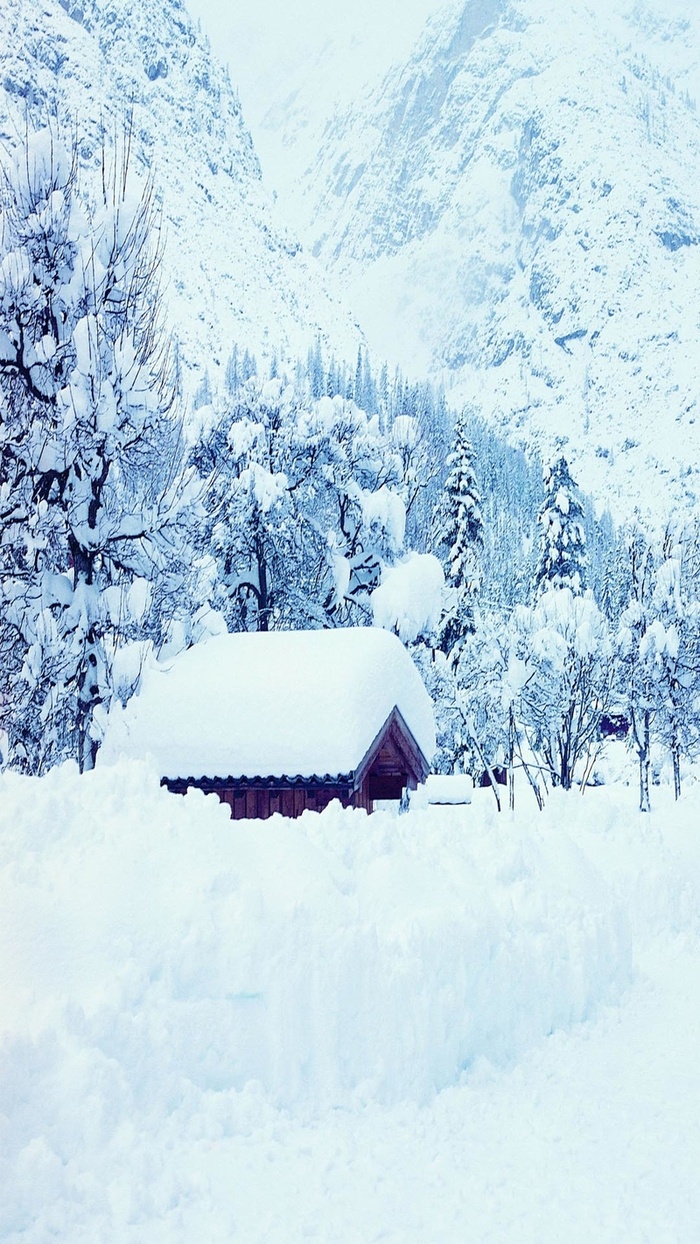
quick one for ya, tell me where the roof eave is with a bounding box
[161,772,355,792]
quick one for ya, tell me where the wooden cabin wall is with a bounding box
[354,781,373,812]
[214,784,354,820]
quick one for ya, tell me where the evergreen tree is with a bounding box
[325,356,338,397]
[434,418,483,659]
[533,455,588,597]
[241,349,257,383]
[616,520,659,812]
[193,369,212,409]
[224,344,240,395]
[309,338,324,399]
[354,348,364,410]
[378,362,389,426]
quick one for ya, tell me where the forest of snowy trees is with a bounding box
[2,122,700,811]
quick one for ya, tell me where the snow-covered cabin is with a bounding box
[101,628,435,818]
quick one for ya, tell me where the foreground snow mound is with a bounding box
[0,763,629,1127]
[5,767,700,1242]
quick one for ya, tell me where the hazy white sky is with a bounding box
[184,0,443,127]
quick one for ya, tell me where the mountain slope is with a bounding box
[267,0,700,516]
[0,0,363,395]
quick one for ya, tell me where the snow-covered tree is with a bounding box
[533,456,588,598]
[196,380,405,632]
[650,549,700,799]
[415,612,543,812]
[433,417,483,661]
[618,519,700,807]
[512,588,614,791]
[451,618,511,792]
[371,552,444,645]
[616,520,662,812]
[0,123,192,772]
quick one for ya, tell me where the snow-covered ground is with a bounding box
[2,761,699,1240]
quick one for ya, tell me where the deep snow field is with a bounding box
[1,760,699,1242]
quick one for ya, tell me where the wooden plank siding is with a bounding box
[160,705,431,820]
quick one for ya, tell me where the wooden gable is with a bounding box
[354,706,431,809]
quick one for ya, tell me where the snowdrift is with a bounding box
[0,762,629,1125]
[4,762,700,1239]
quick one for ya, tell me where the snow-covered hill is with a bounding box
[262,0,700,516]
[0,0,363,397]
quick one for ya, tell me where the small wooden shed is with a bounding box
[102,627,435,819]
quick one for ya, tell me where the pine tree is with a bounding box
[309,338,324,399]
[241,349,257,383]
[434,418,483,659]
[533,455,587,597]
[224,344,240,394]
[193,369,212,409]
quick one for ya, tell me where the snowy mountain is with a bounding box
[260,0,700,516]
[0,0,363,397]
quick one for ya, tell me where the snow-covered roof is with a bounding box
[101,628,435,781]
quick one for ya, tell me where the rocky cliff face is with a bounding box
[0,0,362,396]
[261,0,700,515]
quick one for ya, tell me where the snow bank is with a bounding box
[3,762,700,1239]
[99,627,435,780]
[0,763,628,1125]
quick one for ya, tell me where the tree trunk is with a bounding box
[467,726,501,813]
[559,719,572,790]
[255,537,270,631]
[672,733,681,801]
[70,539,105,773]
[508,706,516,813]
[639,710,651,813]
